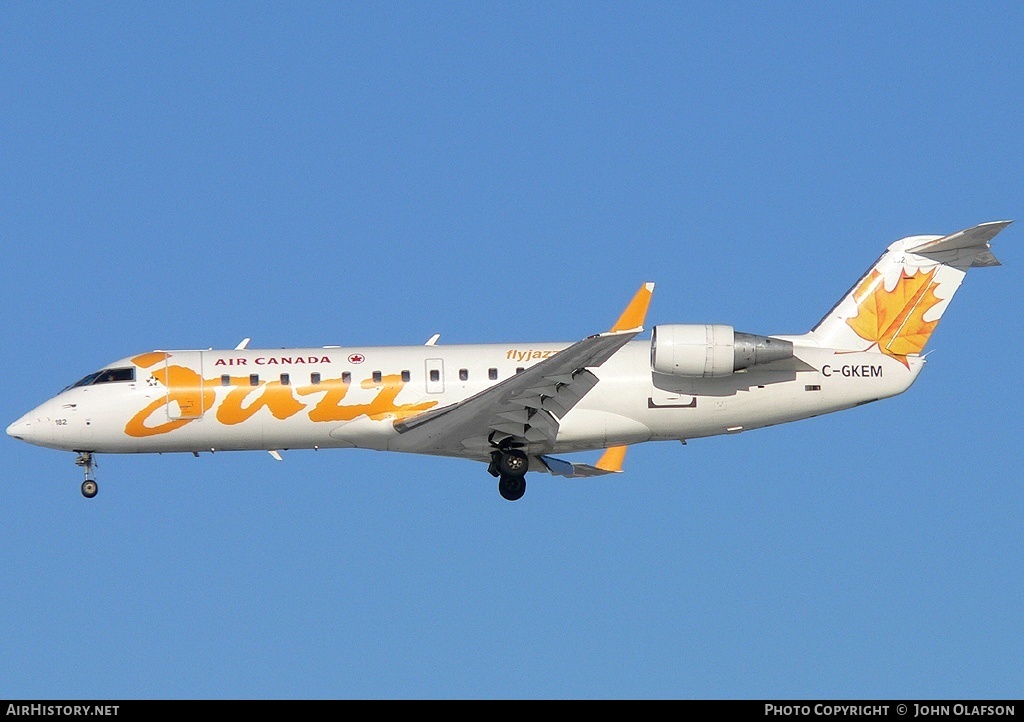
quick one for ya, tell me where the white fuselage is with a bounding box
[8,220,1007,503]
[6,339,922,462]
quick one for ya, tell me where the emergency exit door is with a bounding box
[425,358,444,394]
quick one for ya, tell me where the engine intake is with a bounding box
[650,324,793,378]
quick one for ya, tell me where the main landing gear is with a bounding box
[498,473,526,502]
[75,452,98,498]
[490,449,528,502]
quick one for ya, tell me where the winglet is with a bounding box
[609,283,655,333]
[595,445,627,472]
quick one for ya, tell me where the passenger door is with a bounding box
[165,351,207,420]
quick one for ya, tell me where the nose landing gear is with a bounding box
[75,452,98,498]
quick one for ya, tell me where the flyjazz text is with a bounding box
[507,349,556,362]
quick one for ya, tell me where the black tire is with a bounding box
[498,449,529,477]
[81,480,98,499]
[498,473,526,502]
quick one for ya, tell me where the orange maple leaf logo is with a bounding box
[846,267,943,367]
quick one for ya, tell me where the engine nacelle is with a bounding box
[650,324,794,378]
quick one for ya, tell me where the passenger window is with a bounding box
[401,370,411,382]
[489,368,498,381]
[221,375,230,387]
[372,371,382,383]
[280,373,290,386]
[429,369,440,382]
[249,374,259,386]
[342,372,351,384]
[311,372,321,385]
[459,369,468,381]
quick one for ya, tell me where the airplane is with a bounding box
[6,221,1011,501]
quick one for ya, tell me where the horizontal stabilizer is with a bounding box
[907,220,1012,266]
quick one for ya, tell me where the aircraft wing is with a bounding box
[538,445,628,478]
[393,284,654,456]
[393,330,638,454]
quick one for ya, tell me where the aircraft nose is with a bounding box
[7,415,32,441]
[7,404,50,444]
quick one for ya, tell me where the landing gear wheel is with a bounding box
[498,449,529,477]
[498,473,526,502]
[75,452,98,499]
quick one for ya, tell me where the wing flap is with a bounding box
[496,409,532,423]
[541,396,571,417]
[490,422,527,437]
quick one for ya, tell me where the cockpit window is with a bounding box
[70,367,135,388]
[95,368,135,384]
[71,372,103,388]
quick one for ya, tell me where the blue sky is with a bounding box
[1,2,1021,699]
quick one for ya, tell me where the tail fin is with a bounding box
[810,221,1011,363]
